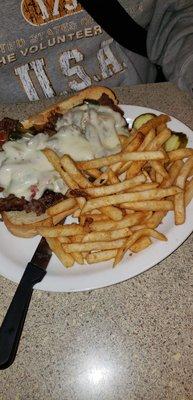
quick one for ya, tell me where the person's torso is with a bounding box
[0,0,156,103]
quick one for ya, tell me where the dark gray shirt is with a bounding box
[0,0,192,103]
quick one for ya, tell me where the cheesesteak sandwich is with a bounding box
[0,86,128,237]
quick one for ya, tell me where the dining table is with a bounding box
[0,82,193,400]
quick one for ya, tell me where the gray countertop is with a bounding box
[0,83,193,400]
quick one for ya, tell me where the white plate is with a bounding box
[0,105,193,292]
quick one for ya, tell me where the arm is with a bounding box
[147,0,193,95]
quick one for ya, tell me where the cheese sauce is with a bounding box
[0,104,127,201]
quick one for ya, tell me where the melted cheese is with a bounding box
[0,103,127,200]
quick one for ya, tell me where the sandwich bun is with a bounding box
[2,86,118,237]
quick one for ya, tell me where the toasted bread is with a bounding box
[2,211,52,238]
[22,86,117,129]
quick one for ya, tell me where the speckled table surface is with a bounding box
[0,83,193,400]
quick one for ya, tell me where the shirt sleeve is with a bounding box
[146,0,193,96]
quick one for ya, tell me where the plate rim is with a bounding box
[0,104,193,292]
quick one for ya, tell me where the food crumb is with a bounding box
[172,352,181,361]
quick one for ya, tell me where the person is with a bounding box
[0,0,192,103]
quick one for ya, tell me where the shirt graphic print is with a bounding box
[0,1,154,102]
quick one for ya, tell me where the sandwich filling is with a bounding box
[0,99,128,212]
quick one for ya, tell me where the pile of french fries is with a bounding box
[36,113,193,268]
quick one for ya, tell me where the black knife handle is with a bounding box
[0,263,46,370]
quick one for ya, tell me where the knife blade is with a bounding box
[31,236,52,269]
[0,237,52,370]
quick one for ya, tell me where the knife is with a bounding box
[0,237,52,370]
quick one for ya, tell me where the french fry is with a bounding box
[67,190,88,210]
[168,148,193,161]
[90,209,102,214]
[86,250,117,264]
[129,228,167,244]
[72,197,86,218]
[145,211,166,229]
[63,238,127,253]
[108,169,120,184]
[144,162,183,227]
[52,206,78,225]
[70,235,84,243]
[81,187,181,213]
[113,248,126,266]
[155,172,163,184]
[149,160,169,178]
[174,192,184,225]
[90,214,110,221]
[109,162,123,174]
[126,160,147,179]
[81,216,94,232]
[82,227,132,242]
[119,129,156,175]
[119,160,135,176]
[138,128,156,151]
[119,129,155,177]
[119,200,174,211]
[130,236,152,252]
[84,174,146,197]
[125,209,135,215]
[37,224,85,237]
[46,237,74,268]
[148,128,171,150]
[126,183,159,192]
[61,155,92,188]
[80,214,109,223]
[43,149,77,189]
[75,197,86,209]
[79,215,90,226]
[100,206,123,221]
[82,252,89,259]
[58,237,71,243]
[90,213,144,231]
[174,157,193,224]
[47,198,77,216]
[122,129,139,146]
[123,131,145,152]
[156,123,167,133]
[86,168,101,178]
[149,167,156,182]
[130,224,147,232]
[143,211,153,220]
[71,252,84,265]
[73,209,81,218]
[93,130,155,182]
[93,172,109,186]
[142,169,152,181]
[77,150,165,170]
[185,177,193,206]
[114,228,167,266]
[138,114,170,134]
[119,135,129,146]
[161,160,184,188]
[188,166,193,178]
[125,129,171,179]
[175,157,193,188]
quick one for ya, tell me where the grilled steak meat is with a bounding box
[98,94,124,115]
[0,117,20,134]
[0,190,66,215]
[0,94,124,216]
[30,111,63,136]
